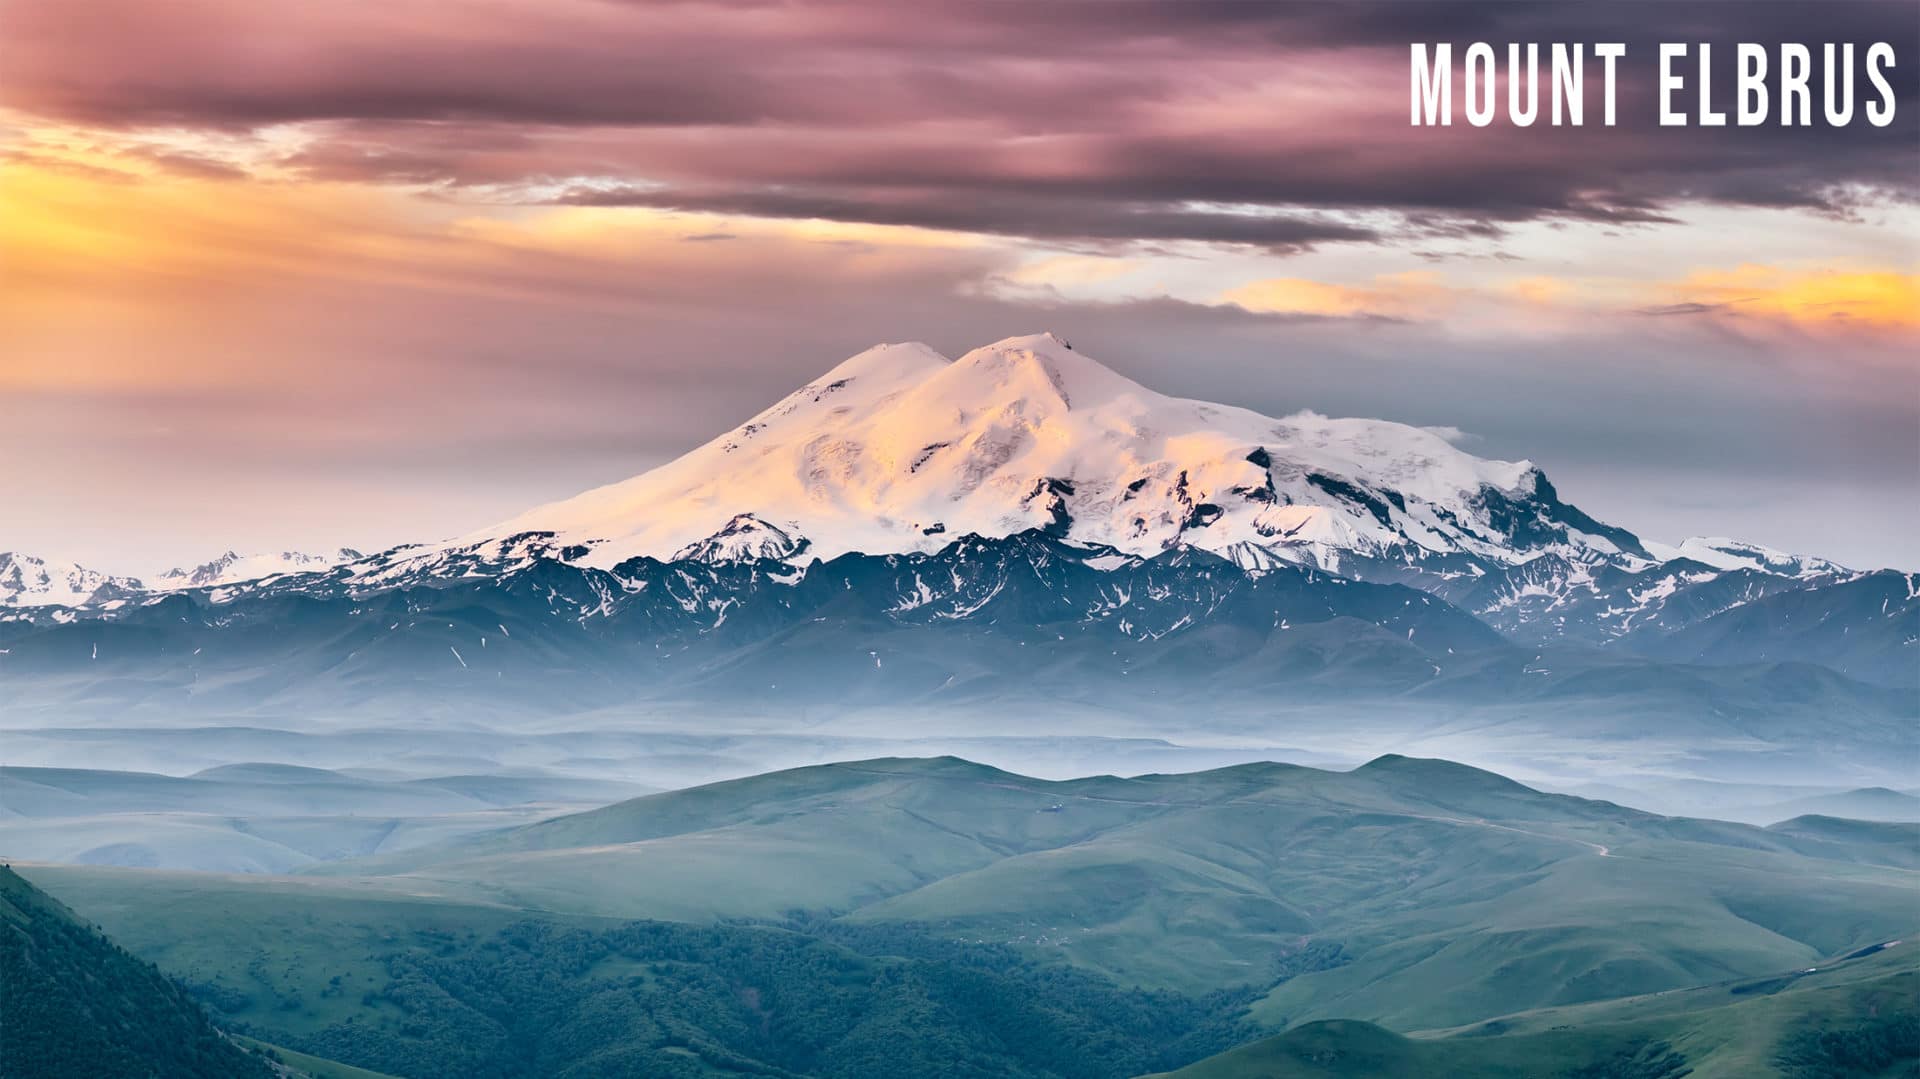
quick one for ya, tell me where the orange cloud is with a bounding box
[1218,271,1454,320]
[0,145,471,393]
[1499,276,1574,306]
[0,142,1008,397]
[1650,265,1920,334]
[999,254,1143,292]
[1215,263,1919,344]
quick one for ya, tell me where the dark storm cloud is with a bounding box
[6,1,1914,248]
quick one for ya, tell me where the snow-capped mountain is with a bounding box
[0,331,1910,755]
[0,553,144,608]
[1643,537,1849,579]
[154,549,364,590]
[480,333,1645,575]
[0,549,365,608]
[4,333,1903,691]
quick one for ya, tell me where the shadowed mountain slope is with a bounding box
[0,863,274,1079]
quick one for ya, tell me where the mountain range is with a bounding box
[1,334,1913,782]
[0,548,364,607]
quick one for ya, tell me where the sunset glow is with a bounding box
[1,3,1914,571]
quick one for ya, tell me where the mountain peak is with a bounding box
[942,332,1145,412]
[671,513,809,563]
[813,340,951,387]
[1353,754,1535,795]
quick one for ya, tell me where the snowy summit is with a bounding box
[481,333,1638,574]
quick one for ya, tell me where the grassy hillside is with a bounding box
[7,864,619,1044]
[0,863,274,1078]
[1144,1019,1681,1079]
[1150,940,1919,1078]
[1766,815,1920,867]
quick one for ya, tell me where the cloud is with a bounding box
[1636,301,1731,317]
[543,182,1382,252]
[996,255,1146,296]
[3,1,1912,250]
[1218,272,1455,320]
[1421,425,1478,445]
[1,158,1913,572]
[1647,265,1920,333]
[1215,262,1920,347]
[113,146,252,181]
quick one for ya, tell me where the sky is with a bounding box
[1,0,1916,574]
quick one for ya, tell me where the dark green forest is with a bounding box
[0,865,273,1079]
[262,917,1297,1079]
[1776,1012,1920,1078]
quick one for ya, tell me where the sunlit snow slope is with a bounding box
[484,333,1639,573]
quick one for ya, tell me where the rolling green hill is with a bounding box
[1149,938,1919,1078]
[3,865,618,1046]
[289,754,1917,1020]
[1766,815,1920,868]
[0,763,652,874]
